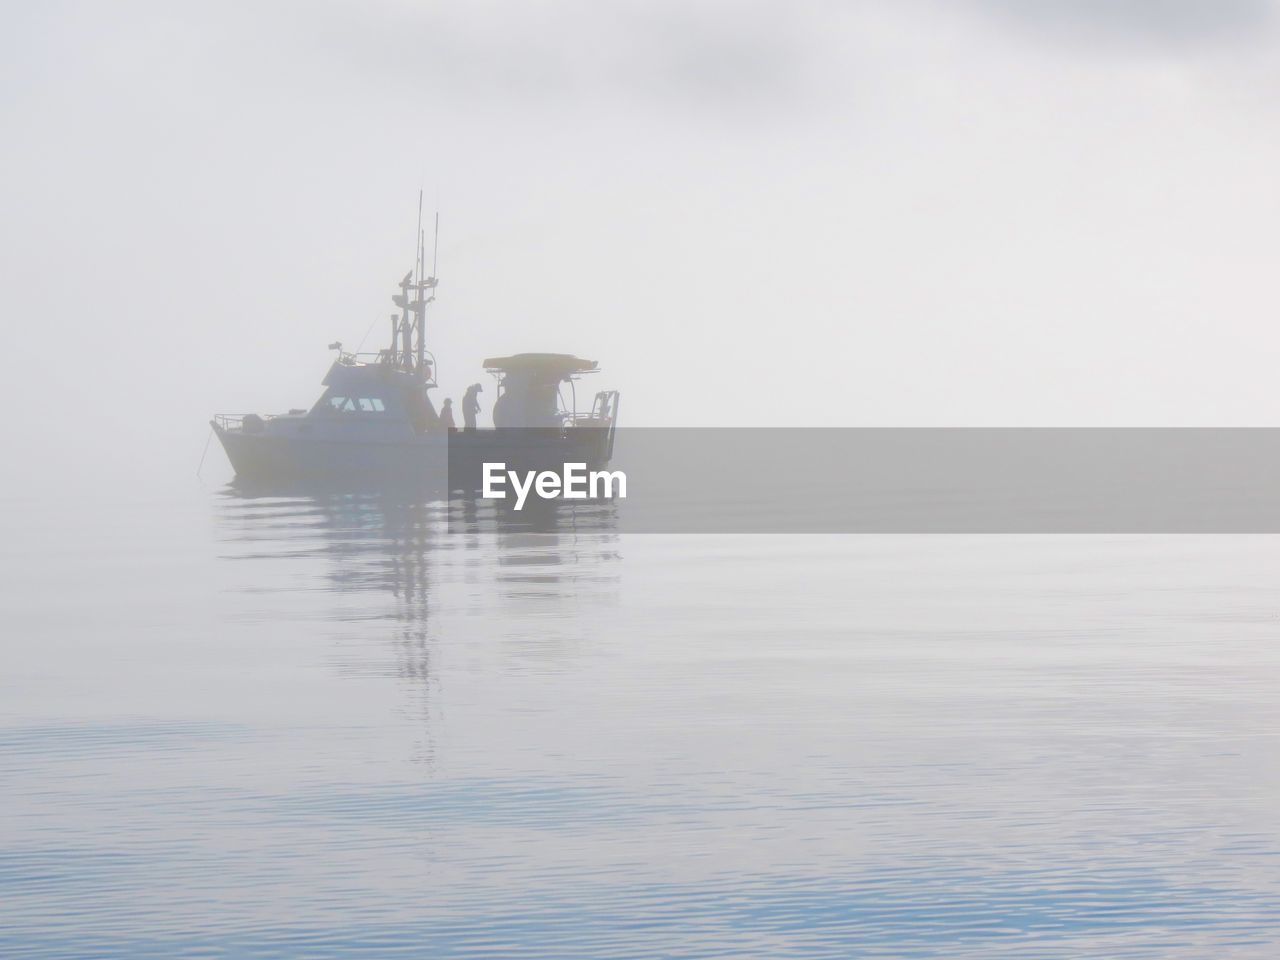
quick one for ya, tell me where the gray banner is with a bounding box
[447,428,1280,533]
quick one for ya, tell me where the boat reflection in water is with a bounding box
[213,478,622,743]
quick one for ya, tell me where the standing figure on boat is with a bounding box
[463,383,483,431]
[439,398,455,431]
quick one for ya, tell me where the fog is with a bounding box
[5,0,1280,492]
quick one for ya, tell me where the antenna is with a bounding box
[388,191,438,377]
[413,190,427,379]
[420,210,438,382]
[432,210,439,280]
[414,189,423,285]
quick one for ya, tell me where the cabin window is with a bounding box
[324,395,386,413]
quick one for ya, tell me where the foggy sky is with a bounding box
[5,0,1280,490]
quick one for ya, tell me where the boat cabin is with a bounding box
[311,356,441,434]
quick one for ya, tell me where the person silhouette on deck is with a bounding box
[462,383,483,431]
[439,398,455,431]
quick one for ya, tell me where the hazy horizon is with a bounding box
[6,0,1280,491]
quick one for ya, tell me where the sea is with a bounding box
[3,476,1279,958]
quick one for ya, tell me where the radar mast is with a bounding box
[387,192,438,380]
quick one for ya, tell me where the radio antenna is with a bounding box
[432,210,439,280]
[414,189,424,286]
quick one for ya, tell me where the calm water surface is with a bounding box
[3,483,1280,958]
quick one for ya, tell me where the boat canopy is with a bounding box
[483,353,597,377]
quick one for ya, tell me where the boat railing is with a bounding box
[567,390,620,459]
[212,414,247,432]
[337,350,386,366]
[212,413,279,433]
[338,348,438,385]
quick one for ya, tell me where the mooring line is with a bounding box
[196,426,214,480]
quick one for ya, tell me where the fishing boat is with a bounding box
[211,223,620,489]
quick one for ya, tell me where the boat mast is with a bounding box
[388,195,438,376]
[419,210,438,382]
[398,270,413,365]
[414,191,425,377]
